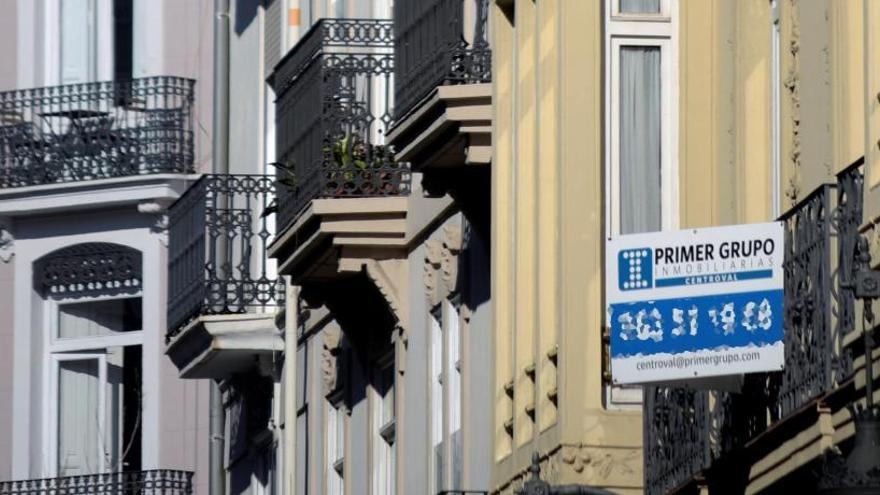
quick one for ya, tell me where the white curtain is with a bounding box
[619,46,662,234]
[58,359,100,476]
[620,0,661,14]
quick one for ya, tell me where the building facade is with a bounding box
[492,0,880,494]
[0,0,214,493]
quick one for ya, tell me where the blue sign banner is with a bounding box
[606,222,785,384]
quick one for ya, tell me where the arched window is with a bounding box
[34,242,144,477]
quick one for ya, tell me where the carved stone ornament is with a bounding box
[423,224,463,307]
[0,219,12,263]
[321,325,344,395]
[424,239,443,307]
[440,225,462,292]
[560,444,639,481]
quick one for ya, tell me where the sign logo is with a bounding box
[618,248,653,291]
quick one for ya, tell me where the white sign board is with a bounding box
[606,222,784,384]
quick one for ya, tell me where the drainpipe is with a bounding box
[210,1,230,494]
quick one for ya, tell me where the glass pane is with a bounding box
[434,441,445,493]
[381,364,394,426]
[620,0,661,14]
[57,298,142,339]
[295,411,308,495]
[58,359,100,476]
[619,46,662,234]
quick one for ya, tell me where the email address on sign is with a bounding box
[635,349,762,371]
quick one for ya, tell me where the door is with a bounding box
[52,353,107,477]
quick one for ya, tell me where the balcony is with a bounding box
[0,76,194,188]
[394,0,491,119]
[643,162,869,494]
[269,19,449,336]
[270,18,410,233]
[388,0,492,236]
[0,470,194,494]
[165,174,284,379]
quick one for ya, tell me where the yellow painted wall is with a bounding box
[491,0,876,493]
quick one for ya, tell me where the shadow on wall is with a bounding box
[235,0,261,35]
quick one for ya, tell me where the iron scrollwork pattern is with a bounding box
[167,174,285,340]
[643,386,710,495]
[777,184,837,417]
[831,161,863,379]
[271,19,410,232]
[0,470,194,495]
[36,242,142,297]
[0,76,195,188]
[394,0,492,119]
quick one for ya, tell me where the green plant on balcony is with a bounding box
[262,160,298,218]
[324,132,398,196]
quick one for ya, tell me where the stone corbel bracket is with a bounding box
[338,254,409,338]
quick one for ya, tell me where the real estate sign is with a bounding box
[606,222,785,384]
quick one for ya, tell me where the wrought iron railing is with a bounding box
[394,0,491,119]
[167,174,284,340]
[438,491,489,495]
[271,19,410,232]
[0,76,194,188]
[0,469,194,494]
[643,165,865,494]
[643,387,710,495]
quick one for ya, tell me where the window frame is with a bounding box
[325,398,345,495]
[43,292,144,478]
[370,352,395,495]
[604,0,679,408]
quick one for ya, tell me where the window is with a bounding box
[113,0,133,82]
[48,296,143,476]
[295,343,309,495]
[326,401,345,495]
[371,356,395,495]
[60,0,99,84]
[446,301,462,490]
[605,0,678,406]
[429,301,464,492]
[430,313,444,493]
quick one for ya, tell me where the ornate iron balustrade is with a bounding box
[394,0,491,119]
[643,166,867,494]
[0,469,193,494]
[438,491,489,494]
[167,174,284,341]
[643,386,710,495]
[271,19,409,232]
[0,76,195,188]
